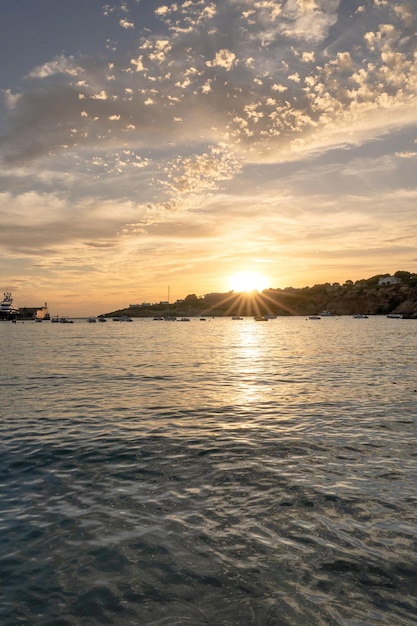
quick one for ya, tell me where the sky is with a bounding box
[1,0,416,316]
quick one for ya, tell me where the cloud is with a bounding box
[27,55,79,79]
[278,0,340,43]
[160,146,243,196]
[206,49,238,71]
[119,18,134,29]
[2,0,416,176]
[235,0,340,45]
[0,190,140,254]
[3,89,22,110]
[395,151,417,159]
[1,0,417,276]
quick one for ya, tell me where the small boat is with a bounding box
[87,317,97,323]
[199,317,206,321]
[232,316,243,320]
[59,317,73,324]
[353,314,368,319]
[51,315,59,323]
[119,315,133,322]
[98,316,107,322]
[386,313,403,319]
[308,315,321,320]
[254,315,268,321]
[178,317,190,322]
[153,316,164,320]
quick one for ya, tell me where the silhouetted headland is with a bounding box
[102,271,417,319]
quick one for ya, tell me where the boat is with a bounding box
[119,315,133,322]
[87,317,97,323]
[386,313,403,319]
[308,315,321,320]
[0,292,19,321]
[178,317,190,322]
[51,314,73,323]
[153,316,164,320]
[320,310,334,317]
[231,316,243,320]
[353,314,368,319]
[97,316,107,322]
[254,315,268,321]
[59,317,73,324]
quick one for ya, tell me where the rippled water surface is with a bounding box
[1,316,416,625]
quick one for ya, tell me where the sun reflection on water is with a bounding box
[223,319,276,409]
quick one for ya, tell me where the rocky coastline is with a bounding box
[102,273,417,319]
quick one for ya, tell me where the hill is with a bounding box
[102,272,417,319]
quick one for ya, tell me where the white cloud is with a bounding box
[27,55,79,79]
[119,18,134,29]
[395,151,417,159]
[3,89,22,109]
[1,0,417,199]
[90,90,108,100]
[131,55,146,71]
[206,49,237,70]
[161,146,243,196]
[301,51,315,62]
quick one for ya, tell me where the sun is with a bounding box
[228,271,269,293]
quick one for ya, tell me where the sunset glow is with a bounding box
[228,272,269,294]
[1,1,417,316]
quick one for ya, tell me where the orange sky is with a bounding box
[1,1,417,316]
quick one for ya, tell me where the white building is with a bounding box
[378,276,401,286]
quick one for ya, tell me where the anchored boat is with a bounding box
[0,292,19,320]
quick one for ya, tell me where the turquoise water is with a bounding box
[1,316,416,625]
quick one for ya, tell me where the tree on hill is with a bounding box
[394,271,411,283]
[183,293,200,306]
[363,274,389,286]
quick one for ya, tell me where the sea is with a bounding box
[1,315,416,626]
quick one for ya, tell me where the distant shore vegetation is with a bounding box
[103,271,417,319]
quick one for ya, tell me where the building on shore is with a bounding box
[378,276,401,286]
[19,302,50,320]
